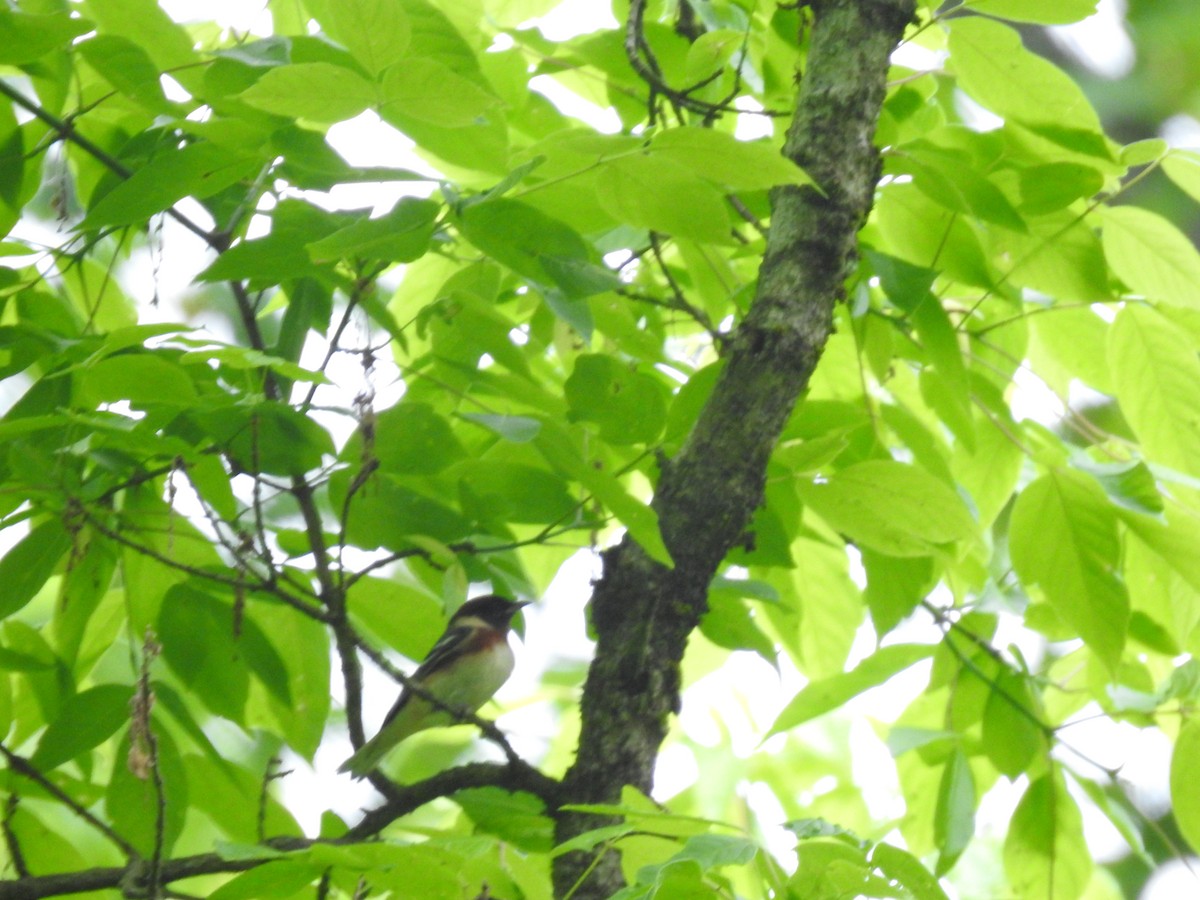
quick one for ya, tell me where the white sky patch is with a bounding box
[1162,113,1200,150]
[528,0,618,40]
[890,41,944,74]
[954,90,1005,132]
[734,97,774,142]
[1049,0,1135,80]
[1010,364,1065,425]
[317,112,439,213]
[160,0,274,35]
[529,74,623,133]
[1143,861,1200,900]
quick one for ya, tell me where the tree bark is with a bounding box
[551,0,916,895]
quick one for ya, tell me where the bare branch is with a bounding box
[0,765,559,900]
[0,745,139,860]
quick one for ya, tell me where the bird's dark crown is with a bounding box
[451,594,529,629]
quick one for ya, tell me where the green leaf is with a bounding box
[157,584,250,723]
[964,0,1097,24]
[0,99,23,234]
[0,9,92,65]
[1003,773,1092,900]
[948,17,1102,131]
[190,402,336,477]
[251,605,329,759]
[1101,206,1200,308]
[1108,304,1200,478]
[768,644,933,735]
[332,471,470,551]
[1120,500,1200,596]
[564,355,668,445]
[1163,150,1200,204]
[683,29,741,86]
[700,594,777,665]
[77,35,174,113]
[989,212,1109,303]
[535,421,672,566]
[239,613,293,708]
[347,578,445,662]
[53,535,118,671]
[320,0,411,75]
[153,682,235,778]
[899,144,1026,231]
[797,460,977,557]
[1029,305,1113,394]
[196,200,345,284]
[239,63,376,123]
[86,0,199,78]
[355,401,466,475]
[209,860,324,900]
[307,198,439,263]
[861,551,934,636]
[789,840,872,898]
[83,143,261,229]
[458,412,541,443]
[981,671,1044,777]
[934,748,975,875]
[870,843,949,900]
[1172,717,1200,854]
[596,154,732,244]
[0,519,72,619]
[31,684,134,771]
[458,461,576,525]
[540,256,622,300]
[1009,470,1129,669]
[871,253,972,445]
[1017,162,1104,214]
[76,353,197,408]
[1071,457,1163,516]
[649,127,813,191]
[190,756,301,843]
[458,198,590,286]
[379,58,501,127]
[453,787,554,852]
[875,181,993,287]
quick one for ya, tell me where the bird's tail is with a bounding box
[337,736,389,779]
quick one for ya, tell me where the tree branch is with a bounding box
[0,745,139,860]
[552,1,916,895]
[0,80,217,247]
[0,763,558,900]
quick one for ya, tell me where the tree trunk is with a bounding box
[551,1,916,895]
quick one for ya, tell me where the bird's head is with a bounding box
[450,595,530,631]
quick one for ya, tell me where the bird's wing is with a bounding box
[380,622,477,725]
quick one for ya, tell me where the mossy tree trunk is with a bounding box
[552,1,917,895]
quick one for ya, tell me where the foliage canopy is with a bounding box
[1,0,1200,898]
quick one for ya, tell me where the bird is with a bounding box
[339,594,529,778]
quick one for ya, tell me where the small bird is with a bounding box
[339,594,529,778]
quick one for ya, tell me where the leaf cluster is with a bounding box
[0,0,1198,898]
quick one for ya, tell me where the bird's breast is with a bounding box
[430,636,516,711]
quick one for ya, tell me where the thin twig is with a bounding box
[256,759,292,843]
[341,520,594,590]
[0,744,140,859]
[73,504,328,620]
[647,233,724,345]
[0,81,216,247]
[2,795,30,879]
[621,0,787,120]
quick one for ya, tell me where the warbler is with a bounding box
[339,594,529,778]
